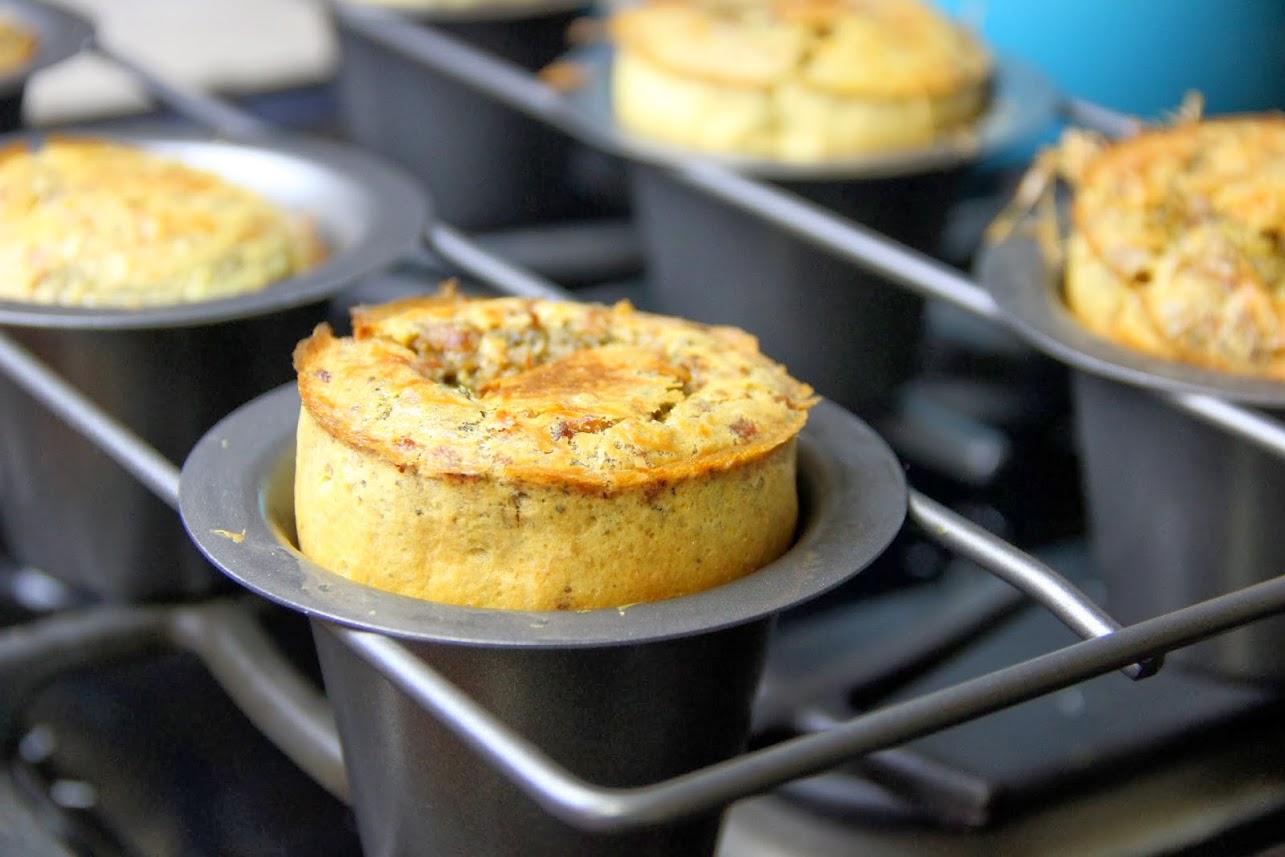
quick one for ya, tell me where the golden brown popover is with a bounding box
[293,289,817,611]
[608,0,991,160]
[0,138,324,307]
[999,114,1285,378]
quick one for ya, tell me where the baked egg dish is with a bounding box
[0,137,324,308]
[293,288,817,611]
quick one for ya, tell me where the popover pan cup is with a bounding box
[0,0,93,132]
[978,234,1285,685]
[0,129,427,602]
[180,384,908,857]
[628,165,941,417]
[331,0,595,231]
[564,49,1059,417]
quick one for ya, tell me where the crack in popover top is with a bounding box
[294,292,817,489]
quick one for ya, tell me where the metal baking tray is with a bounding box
[0,128,427,601]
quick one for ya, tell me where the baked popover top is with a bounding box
[294,290,817,492]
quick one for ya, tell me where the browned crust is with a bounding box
[609,0,990,97]
[294,292,816,494]
[1064,114,1285,377]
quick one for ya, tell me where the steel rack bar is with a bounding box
[426,222,573,301]
[0,24,1275,834]
[331,4,1285,462]
[1056,96,1142,139]
[0,332,180,510]
[88,36,274,141]
[330,572,1285,831]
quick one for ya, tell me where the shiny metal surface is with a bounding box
[180,383,908,647]
[316,618,771,856]
[1075,373,1285,683]
[0,129,426,600]
[907,492,1160,680]
[561,45,1060,181]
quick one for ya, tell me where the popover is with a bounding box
[608,0,991,161]
[0,137,324,307]
[293,289,817,611]
[999,114,1285,378]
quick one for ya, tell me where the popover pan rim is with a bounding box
[0,0,93,94]
[0,127,429,331]
[978,232,1285,407]
[330,0,587,24]
[561,46,1061,181]
[180,383,908,648]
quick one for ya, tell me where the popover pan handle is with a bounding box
[907,492,1162,680]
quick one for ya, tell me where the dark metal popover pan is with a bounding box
[181,383,908,646]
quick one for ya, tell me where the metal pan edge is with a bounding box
[0,128,429,330]
[561,44,1060,181]
[0,0,93,94]
[180,384,908,648]
[331,0,588,25]
[977,233,1285,407]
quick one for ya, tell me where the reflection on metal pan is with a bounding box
[0,0,92,94]
[0,128,429,330]
[561,44,1060,181]
[977,233,1285,407]
[181,384,908,648]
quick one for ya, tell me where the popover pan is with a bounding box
[978,232,1285,684]
[0,128,427,602]
[567,47,1059,416]
[330,0,601,231]
[0,0,93,132]
[180,383,907,856]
